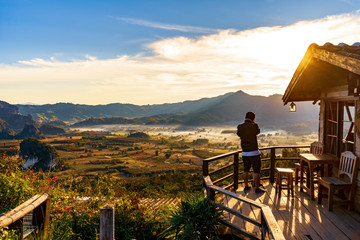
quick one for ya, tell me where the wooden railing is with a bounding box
[204,176,284,240]
[203,145,310,191]
[202,145,310,239]
[0,194,50,239]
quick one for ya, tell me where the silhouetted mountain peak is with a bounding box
[234,90,249,95]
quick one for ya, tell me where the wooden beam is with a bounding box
[0,194,49,227]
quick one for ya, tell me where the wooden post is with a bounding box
[100,206,115,240]
[203,161,209,189]
[203,161,209,176]
[270,148,276,183]
[33,198,51,239]
[233,153,239,192]
[209,188,216,201]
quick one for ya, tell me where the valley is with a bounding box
[1,125,317,189]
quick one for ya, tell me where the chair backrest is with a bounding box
[310,142,323,155]
[338,151,358,183]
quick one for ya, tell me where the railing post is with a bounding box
[33,198,51,239]
[100,205,115,240]
[233,152,239,192]
[203,161,209,176]
[208,188,216,201]
[203,161,209,189]
[270,148,276,183]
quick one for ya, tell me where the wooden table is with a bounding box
[299,153,339,200]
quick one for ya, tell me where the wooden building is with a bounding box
[283,42,360,211]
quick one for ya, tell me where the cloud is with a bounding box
[1,12,360,104]
[111,16,219,34]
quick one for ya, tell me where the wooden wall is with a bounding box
[354,100,360,211]
[318,89,360,211]
[318,100,325,144]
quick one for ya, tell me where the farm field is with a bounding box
[1,125,317,180]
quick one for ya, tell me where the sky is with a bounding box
[1,0,360,105]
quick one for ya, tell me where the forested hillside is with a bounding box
[17,91,319,129]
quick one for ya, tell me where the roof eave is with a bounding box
[282,44,317,105]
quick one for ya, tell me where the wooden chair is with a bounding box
[310,141,324,155]
[275,168,294,198]
[318,151,358,211]
[295,142,323,186]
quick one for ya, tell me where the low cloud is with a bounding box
[1,12,360,104]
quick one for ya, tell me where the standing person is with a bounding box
[237,111,264,193]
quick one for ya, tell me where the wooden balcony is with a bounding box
[203,146,360,240]
[226,181,360,239]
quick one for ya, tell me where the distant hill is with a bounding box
[16,93,232,123]
[16,91,319,129]
[179,91,319,128]
[0,101,37,132]
[0,101,43,139]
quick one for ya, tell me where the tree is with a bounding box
[20,138,59,170]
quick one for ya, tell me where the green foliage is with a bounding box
[0,154,36,212]
[114,194,166,240]
[127,131,150,139]
[0,133,214,240]
[20,138,59,170]
[0,226,17,240]
[282,148,300,157]
[161,196,222,240]
[126,171,202,198]
[0,173,36,212]
[48,209,100,240]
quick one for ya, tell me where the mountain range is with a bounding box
[16,91,319,130]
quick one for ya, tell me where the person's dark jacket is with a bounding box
[237,120,260,152]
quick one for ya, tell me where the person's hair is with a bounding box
[245,111,256,121]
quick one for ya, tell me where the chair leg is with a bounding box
[290,174,294,197]
[306,168,310,187]
[275,173,280,194]
[328,186,334,211]
[278,174,282,198]
[318,184,323,204]
[349,188,356,211]
[287,174,291,197]
[295,167,299,186]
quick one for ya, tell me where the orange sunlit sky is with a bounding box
[1,1,360,105]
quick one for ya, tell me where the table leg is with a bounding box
[300,159,304,192]
[309,162,315,200]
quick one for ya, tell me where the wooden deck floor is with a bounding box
[222,182,360,240]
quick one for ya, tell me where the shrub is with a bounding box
[114,193,166,240]
[0,154,36,213]
[161,196,223,240]
[0,174,36,212]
